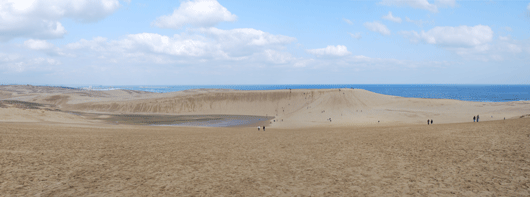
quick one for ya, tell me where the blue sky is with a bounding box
[0,0,529,85]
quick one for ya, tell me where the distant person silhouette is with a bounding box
[473,116,476,122]
[427,119,430,125]
[431,119,433,124]
[477,115,479,122]
[263,126,265,131]
[257,126,260,131]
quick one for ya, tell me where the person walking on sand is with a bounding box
[257,126,260,131]
[427,119,430,125]
[263,126,265,131]
[477,115,479,122]
[473,116,476,122]
[431,119,433,125]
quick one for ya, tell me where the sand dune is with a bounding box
[1,86,529,127]
[1,118,529,196]
[1,85,530,196]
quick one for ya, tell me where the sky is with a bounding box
[0,0,529,85]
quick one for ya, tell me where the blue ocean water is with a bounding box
[75,84,530,102]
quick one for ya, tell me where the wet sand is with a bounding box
[77,112,273,127]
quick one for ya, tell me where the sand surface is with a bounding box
[1,119,529,196]
[1,85,530,196]
[1,85,529,128]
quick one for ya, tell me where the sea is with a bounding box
[71,84,530,103]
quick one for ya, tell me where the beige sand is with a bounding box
[1,85,528,127]
[1,119,529,196]
[1,85,530,196]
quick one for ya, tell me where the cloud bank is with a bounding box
[64,27,296,63]
[0,0,123,41]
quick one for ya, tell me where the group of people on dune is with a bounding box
[428,114,482,125]
[429,114,483,125]
[257,126,265,131]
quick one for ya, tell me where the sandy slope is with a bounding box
[1,86,530,196]
[1,118,529,196]
[1,86,529,128]
[0,108,91,124]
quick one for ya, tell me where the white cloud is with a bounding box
[65,34,210,60]
[262,50,296,65]
[449,38,526,62]
[380,0,438,12]
[400,25,529,62]
[306,45,351,57]
[363,21,391,35]
[23,39,72,56]
[528,3,530,11]
[197,27,296,58]
[152,0,237,29]
[24,39,54,50]
[64,35,211,64]
[400,25,493,47]
[382,12,401,23]
[0,0,122,41]
[505,27,512,32]
[349,32,362,39]
[343,18,353,25]
[64,27,296,63]
[199,27,296,47]
[125,33,209,57]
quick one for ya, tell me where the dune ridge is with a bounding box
[1,86,528,128]
[64,89,530,127]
